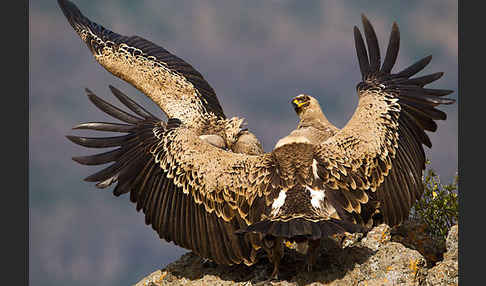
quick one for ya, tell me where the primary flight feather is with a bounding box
[60,0,455,279]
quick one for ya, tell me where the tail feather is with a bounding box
[239,218,364,240]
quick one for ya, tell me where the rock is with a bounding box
[391,220,446,266]
[134,270,167,286]
[425,225,458,286]
[444,224,458,262]
[134,224,458,286]
[360,224,392,251]
[319,224,427,286]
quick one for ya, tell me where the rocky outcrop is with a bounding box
[134,223,458,286]
[425,225,458,285]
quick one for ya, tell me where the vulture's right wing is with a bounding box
[67,86,276,266]
[313,15,455,226]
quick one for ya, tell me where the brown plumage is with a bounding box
[62,0,455,280]
[200,131,263,154]
[291,94,339,145]
[232,130,264,155]
[57,0,262,155]
[199,134,226,149]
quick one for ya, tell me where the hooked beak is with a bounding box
[292,98,305,113]
[292,98,303,108]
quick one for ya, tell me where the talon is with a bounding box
[270,266,279,280]
[263,236,283,280]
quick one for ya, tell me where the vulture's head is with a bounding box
[291,94,321,117]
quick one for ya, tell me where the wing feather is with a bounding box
[400,72,444,87]
[109,85,158,119]
[186,199,197,255]
[72,122,134,132]
[85,89,143,124]
[159,181,175,241]
[314,15,455,226]
[196,205,211,258]
[58,0,226,124]
[67,86,268,265]
[379,178,397,225]
[354,26,370,78]
[71,148,122,165]
[177,187,188,249]
[395,55,432,78]
[144,174,163,225]
[361,14,381,73]
[380,22,399,74]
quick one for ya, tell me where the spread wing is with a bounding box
[67,86,276,266]
[314,15,455,226]
[58,0,226,125]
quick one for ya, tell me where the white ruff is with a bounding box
[312,159,319,180]
[306,186,325,209]
[271,190,287,214]
[274,136,310,149]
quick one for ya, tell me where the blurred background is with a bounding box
[29,1,457,285]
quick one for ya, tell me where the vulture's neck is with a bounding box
[298,106,335,131]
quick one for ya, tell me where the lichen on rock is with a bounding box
[425,225,458,286]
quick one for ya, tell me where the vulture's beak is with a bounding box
[292,98,301,108]
[292,98,304,113]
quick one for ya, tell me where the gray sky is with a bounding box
[30,1,457,285]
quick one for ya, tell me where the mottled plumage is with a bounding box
[57,0,262,154]
[62,0,455,280]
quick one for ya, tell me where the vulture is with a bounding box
[60,0,455,279]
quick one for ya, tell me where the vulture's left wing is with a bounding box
[58,0,226,125]
[67,86,275,266]
[314,15,455,226]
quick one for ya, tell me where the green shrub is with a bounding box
[410,161,458,241]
